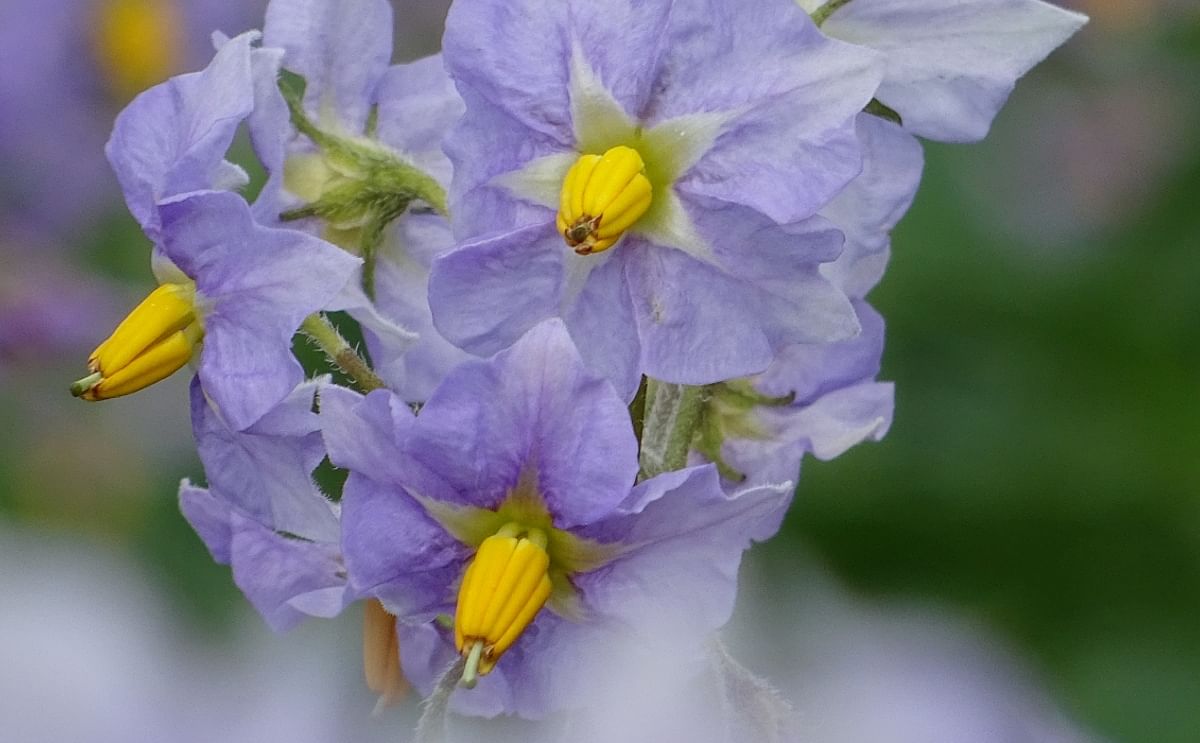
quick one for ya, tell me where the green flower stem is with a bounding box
[811,0,852,26]
[414,654,468,743]
[300,313,386,393]
[638,379,706,480]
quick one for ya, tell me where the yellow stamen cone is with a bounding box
[455,526,552,683]
[72,282,202,401]
[558,146,652,255]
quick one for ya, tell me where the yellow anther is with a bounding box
[454,525,552,684]
[557,145,653,255]
[72,282,202,401]
[94,0,183,102]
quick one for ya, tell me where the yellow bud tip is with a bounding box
[454,526,553,680]
[558,145,653,256]
[74,283,202,402]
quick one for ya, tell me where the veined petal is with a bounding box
[445,83,569,240]
[755,301,887,404]
[625,243,774,385]
[579,465,791,632]
[562,251,642,402]
[191,377,340,544]
[651,0,884,223]
[818,0,1087,141]
[819,115,924,298]
[410,319,640,527]
[428,222,563,357]
[764,380,895,461]
[106,30,257,234]
[263,0,393,134]
[443,0,574,144]
[228,512,349,632]
[340,473,467,618]
[158,191,359,430]
[374,54,465,187]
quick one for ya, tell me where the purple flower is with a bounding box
[693,301,893,499]
[162,191,359,430]
[430,0,884,400]
[250,0,471,402]
[180,377,351,631]
[802,0,1087,141]
[74,189,358,430]
[322,320,789,717]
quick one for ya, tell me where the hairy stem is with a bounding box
[638,379,705,480]
[300,313,386,393]
[811,0,852,26]
[413,655,468,743]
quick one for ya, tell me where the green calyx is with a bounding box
[277,70,448,297]
[692,380,796,483]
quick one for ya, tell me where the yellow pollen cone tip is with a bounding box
[455,527,552,682]
[558,146,652,255]
[72,283,201,401]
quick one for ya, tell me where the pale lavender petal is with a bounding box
[443,84,568,240]
[179,481,234,563]
[263,0,393,134]
[656,0,883,222]
[625,243,774,385]
[106,32,258,235]
[370,213,473,402]
[428,222,563,356]
[190,377,339,543]
[580,467,789,619]
[754,301,885,404]
[228,512,349,632]
[819,115,924,298]
[764,380,895,461]
[411,319,639,526]
[178,483,350,631]
[442,0,575,145]
[319,386,421,487]
[340,474,466,618]
[563,252,642,402]
[374,54,465,187]
[158,190,359,430]
[821,0,1087,141]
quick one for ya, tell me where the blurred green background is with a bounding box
[1,1,1197,741]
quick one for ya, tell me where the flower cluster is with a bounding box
[69,0,1085,731]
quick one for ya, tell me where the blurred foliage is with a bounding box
[769,102,1200,743]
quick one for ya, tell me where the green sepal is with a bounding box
[689,380,799,483]
[865,98,903,126]
[276,69,449,298]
